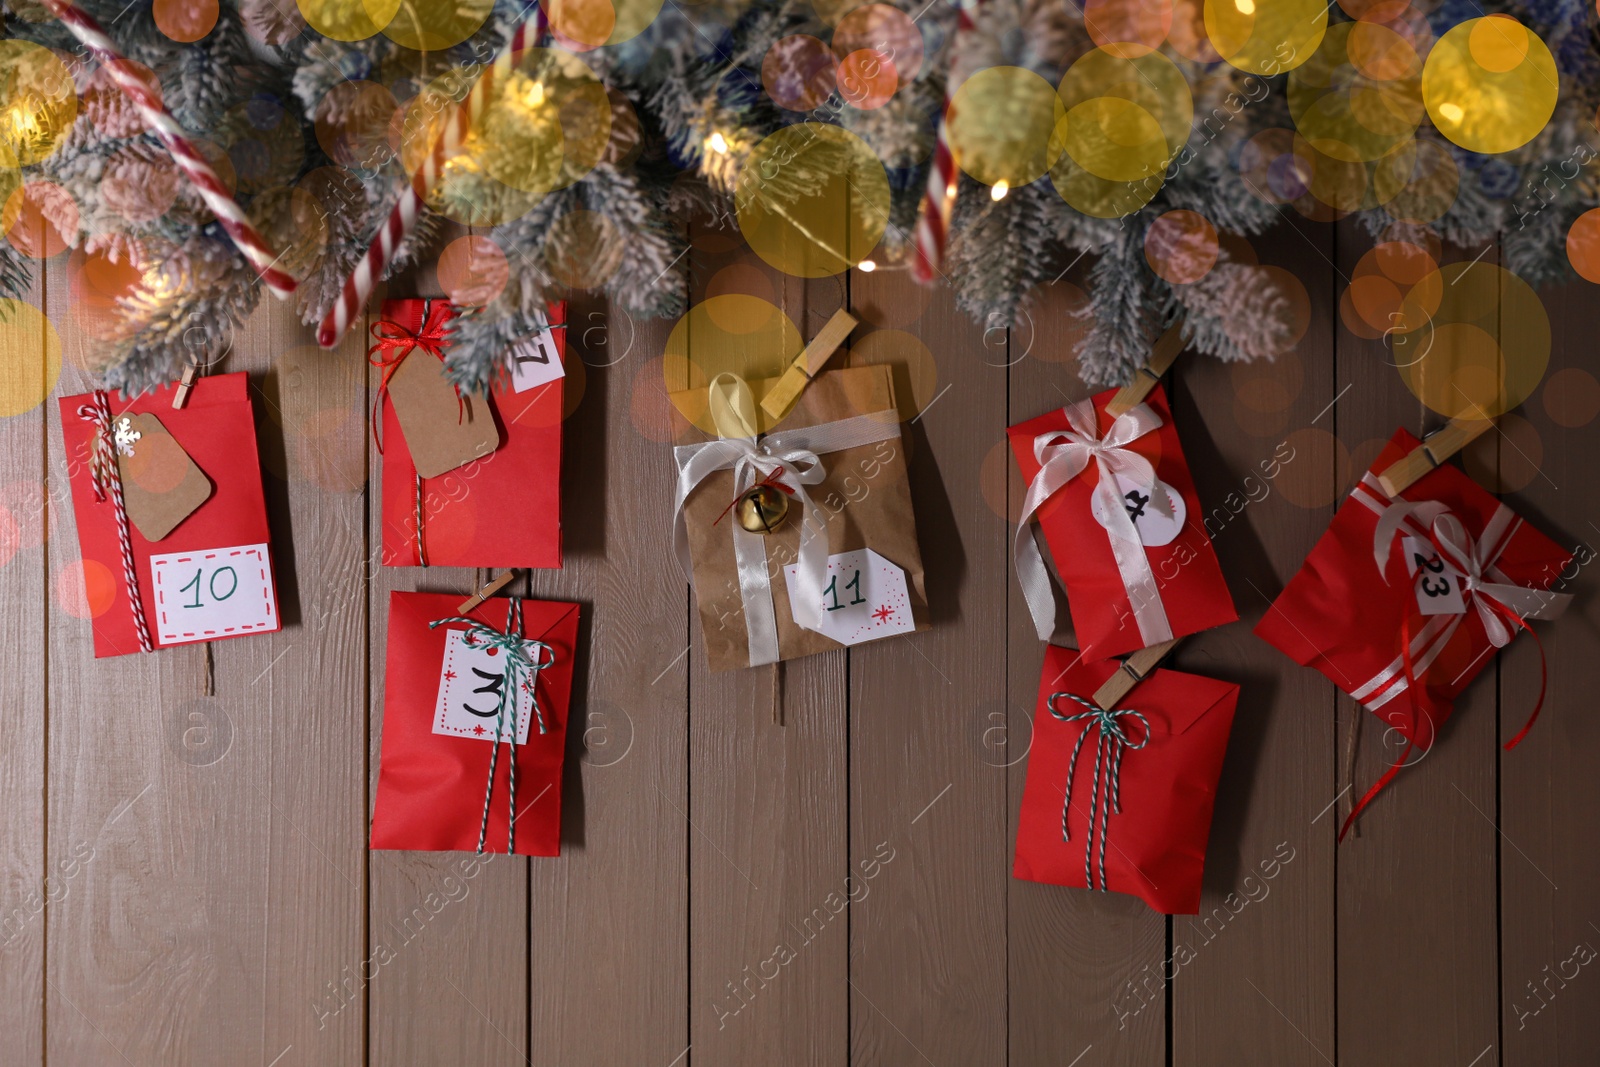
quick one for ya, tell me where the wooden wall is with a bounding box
[1,214,1597,1065]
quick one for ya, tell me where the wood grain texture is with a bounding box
[1005,281,1167,1067]
[848,265,1007,1065]
[1333,226,1500,1067]
[1497,278,1600,1064]
[525,293,689,1063]
[685,237,851,1067]
[1173,222,1338,1067]
[0,269,48,1067]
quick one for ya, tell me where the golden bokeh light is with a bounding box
[1422,15,1556,154]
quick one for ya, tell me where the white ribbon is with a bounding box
[1014,398,1174,645]
[1357,497,1571,710]
[673,376,901,666]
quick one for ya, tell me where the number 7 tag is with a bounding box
[1401,535,1467,616]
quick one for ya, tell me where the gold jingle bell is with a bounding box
[736,484,789,535]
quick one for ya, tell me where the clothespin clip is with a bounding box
[1104,322,1185,418]
[760,308,858,421]
[459,570,520,614]
[1376,417,1494,498]
[173,363,198,410]
[1092,637,1181,710]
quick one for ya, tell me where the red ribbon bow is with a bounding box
[368,300,460,453]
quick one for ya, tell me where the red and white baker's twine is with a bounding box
[39,0,296,299]
[318,7,548,348]
[911,0,982,286]
[77,391,154,653]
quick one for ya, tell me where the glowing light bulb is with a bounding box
[858,259,877,273]
[524,81,545,108]
[1439,102,1464,124]
[990,180,1009,202]
[1235,0,1255,13]
[945,181,958,199]
[707,131,729,155]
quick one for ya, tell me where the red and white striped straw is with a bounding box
[911,0,982,286]
[39,0,297,299]
[317,7,547,348]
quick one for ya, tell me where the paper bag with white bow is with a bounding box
[673,366,927,671]
[1008,384,1237,662]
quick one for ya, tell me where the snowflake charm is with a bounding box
[112,417,141,458]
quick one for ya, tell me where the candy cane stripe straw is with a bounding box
[317,7,547,348]
[39,0,297,299]
[911,0,982,286]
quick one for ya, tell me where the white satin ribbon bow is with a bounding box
[1014,398,1175,646]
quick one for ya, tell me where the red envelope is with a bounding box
[1008,384,1237,662]
[59,373,281,659]
[1014,645,1240,914]
[379,300,564,568]
[1255,429,1572,761]
[371,591,578,856]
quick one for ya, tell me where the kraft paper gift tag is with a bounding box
[115,412,212,541]
[387,352,501,478]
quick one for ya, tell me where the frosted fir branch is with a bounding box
[0,244,31,304]
[580,163,687,320]
[1073,227,1158,385]
[946,177,1060,326]
[1167,259,1294,365]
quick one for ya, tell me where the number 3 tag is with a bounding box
[1402,536,1467,616]
[1090,473,1186,547]
[149,543,278,645]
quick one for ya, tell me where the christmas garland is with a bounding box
[2,0,1598,395]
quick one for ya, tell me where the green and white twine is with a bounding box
[430,598,555,855]
[1048,692,1151,892]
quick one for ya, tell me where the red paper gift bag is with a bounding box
[1014,644,1240,914]
[1009,385,1237,662]
[1256,429,1572,832]
[377,299,564,569]
[59,373,281,658]
[371,591,578,856]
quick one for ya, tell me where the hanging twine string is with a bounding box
[429,598,555,854]
[76,390,153,653]
[414,471,428,567]
[367,298,460,454]
[1048,692,1150,891]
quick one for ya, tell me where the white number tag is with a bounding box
[1402,535,1467,616]
[509,328,565,393]
[785,548,916,646]
[1090,473,1186,547]
[432,629,536,744]
[150,543,277,645]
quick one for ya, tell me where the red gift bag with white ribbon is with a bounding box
[371,591,578,856]
[1014,644,1240,914]
[59,373,281,658]
[1256,429,1572,837]
[375,299,565,569]
[1008,385,1237,662]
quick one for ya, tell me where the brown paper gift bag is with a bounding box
[673,365,928,671]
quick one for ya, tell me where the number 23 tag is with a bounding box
[1402,536,1467,616]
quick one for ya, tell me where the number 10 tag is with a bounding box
[1402,536,1467,616]
[149,543,278,645]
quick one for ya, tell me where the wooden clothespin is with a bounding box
[1376,417,1494,498]
[1104,322,1185,418]
[172,363,198,409]
[458,570,519,614]
[759,308,858,422]
[1092,637,1181,710]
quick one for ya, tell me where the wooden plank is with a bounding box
[525,292,689,1063]
[365,266,529,1064]
[685,233,851,1065]
[1498,279,1600,1062]
[0,267,49,1067]
[1172,222,1337,1065]
[1334,226,1500,1065]
[1005,280,1167,1066]
[849,264,1007,1063]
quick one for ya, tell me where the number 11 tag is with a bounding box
[1402,536,1467,616]
[785,548,916,646]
